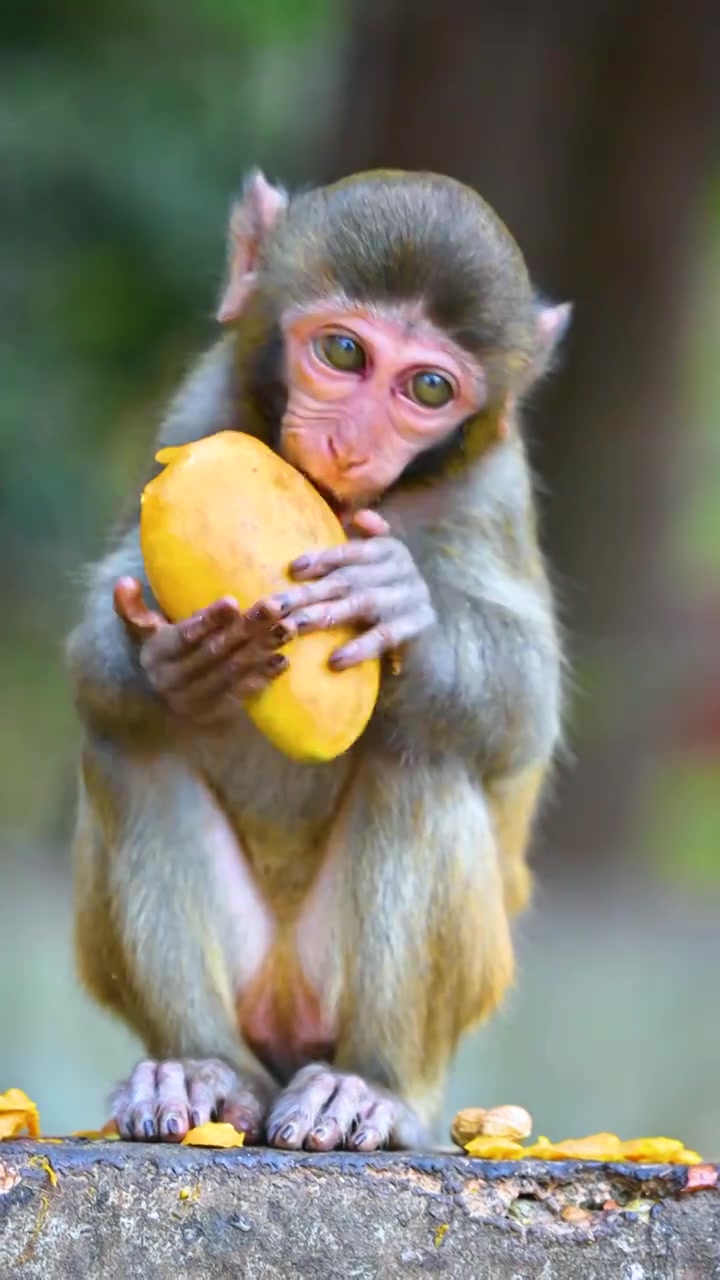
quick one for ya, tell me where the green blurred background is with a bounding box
[2,0,720,1151]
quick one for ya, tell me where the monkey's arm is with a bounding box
[272,485,562,773]
[66,527,168,734]
[377,561,563,774]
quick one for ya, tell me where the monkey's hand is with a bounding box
[113,577,289,725]
[256,510,436,670]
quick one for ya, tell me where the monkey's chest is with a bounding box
[195,724,353,910]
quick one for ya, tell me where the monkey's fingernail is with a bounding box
[280,1124,296,1142]
[190,1110,201,1128]
[167,1117,180,1135]
[291,555,311,573]
[143,1119,156,1138]
[267,653,288,671]
[295,615,313,634]
[353,1129,368,1147]
[216,595,239,614]
[270,623,291,643]
[330,647,352,668]
[251,605,271,622]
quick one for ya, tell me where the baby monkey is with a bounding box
[66,169,569,1150]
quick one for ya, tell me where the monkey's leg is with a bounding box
[74,734,277,1141]
[267,754,514,1152]
[487,764,546,917]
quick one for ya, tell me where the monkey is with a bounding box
[65,168,570,1151]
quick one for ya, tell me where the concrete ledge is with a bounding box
[0,1140,718,1278]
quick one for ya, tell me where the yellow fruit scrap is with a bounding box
[463,1136,525,1159]
[434,1223,449,1247]
[454,1108,707,1166]
[0,1088,40,1139]
[523,1134,703,1165]
[620,1137,684,1162]
[524,1133,624,1161]
[621,1139,703,1165]
[181,1122,245,1148]
[28,1154,58,1186]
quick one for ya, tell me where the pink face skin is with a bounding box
[280,302,486,508]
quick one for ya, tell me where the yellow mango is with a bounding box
[140,431,380,761]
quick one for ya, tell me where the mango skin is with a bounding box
[139,431,380,762]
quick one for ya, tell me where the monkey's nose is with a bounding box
[328,436,368,472]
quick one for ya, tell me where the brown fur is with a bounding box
[65,170,567,1140]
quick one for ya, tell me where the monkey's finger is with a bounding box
[186,1079,216,1129]
[179,597,244,646]
[265,1064,338,1150]
[162,651,287,718]
[329,602,437,669]
[111,1058,159,1140]
[252,576,352,621]
[306,1074,372,1152]
[349,1100,395,1152]
[344,508,391,538]
[219,1089,266,1146]
[286,584,426,639]
[170,1059,263,1139]
[141,602,243,671]
[148,615,283,691]
[289,536,395,580]
[245,597,296,625]
[261,560,409,619]
[155,1061,192,1141]
[114,577,167,639]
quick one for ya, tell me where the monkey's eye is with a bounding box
[313,333,366,373]
[408,371,454,408]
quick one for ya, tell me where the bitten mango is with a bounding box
[140,431,380,762]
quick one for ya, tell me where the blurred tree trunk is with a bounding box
[321,0,720,872]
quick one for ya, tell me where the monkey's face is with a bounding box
[279,302,486,508]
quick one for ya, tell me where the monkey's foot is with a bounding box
[111,1058,266,1143]
[266,1063,421,1152]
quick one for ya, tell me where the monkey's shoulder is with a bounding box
[157,336,242,454]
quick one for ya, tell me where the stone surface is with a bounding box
[0,1141,718,1279]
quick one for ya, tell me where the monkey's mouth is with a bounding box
[297,469,348,517]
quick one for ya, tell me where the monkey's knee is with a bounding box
[502,859,533,918]
[74,901,131,1017]
[477,932,515,1025]
[458,890,516,1030]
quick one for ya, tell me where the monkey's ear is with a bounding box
[533,301,573,378]
[216,170,288,324]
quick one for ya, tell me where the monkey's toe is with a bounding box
[265,1062,337,1150]
[219,1088,265,1144]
